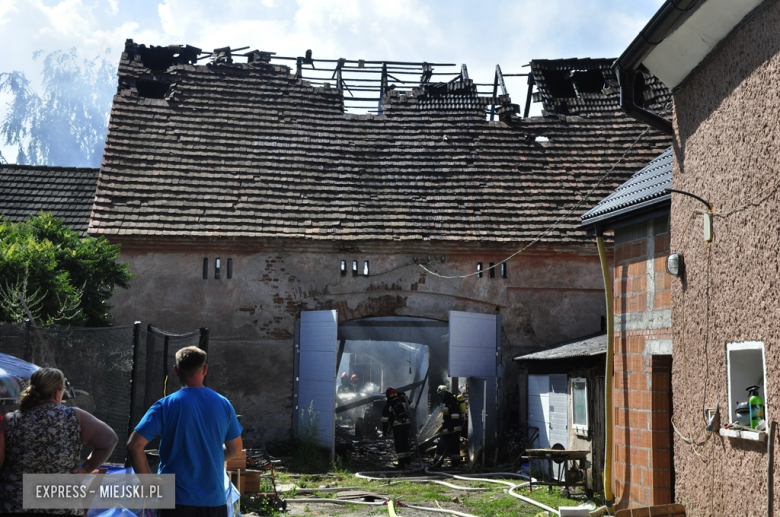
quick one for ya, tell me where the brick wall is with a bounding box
[612,217,673,509]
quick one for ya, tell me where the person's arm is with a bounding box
[223,435,243,462]
[72,408,118,473]
[126,431,152,474]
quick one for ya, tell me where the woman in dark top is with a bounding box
[0,368,118,514]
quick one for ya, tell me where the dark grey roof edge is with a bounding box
[513,332,607,361]
[581,195,670,230]
[580,146,672,228]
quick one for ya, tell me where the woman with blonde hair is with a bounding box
[0,367,118,514]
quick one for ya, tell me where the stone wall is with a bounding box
[109,239,606,445]
[612,217,673,509]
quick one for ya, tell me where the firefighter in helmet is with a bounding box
[381,387,412,468]
[338,372,351,394]
[431,385,462,468]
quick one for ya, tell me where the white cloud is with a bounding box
[261,0,274,7]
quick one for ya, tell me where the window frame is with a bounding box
[571,377,589,435]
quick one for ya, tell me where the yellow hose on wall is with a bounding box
[597,233,615,507]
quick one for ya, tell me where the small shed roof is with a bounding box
[0,165,99,235]
[580,146,672,228]
[513,332,607,361]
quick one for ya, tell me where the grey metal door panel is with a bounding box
[448,311,500,378]
[297,310,338,459]
[528,374,550,449]
[467,378,485,463]
[548,374,569,450]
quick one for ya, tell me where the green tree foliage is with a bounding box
[0,48,115,167]
[0,213,133,326]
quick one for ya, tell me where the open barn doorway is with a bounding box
[293,312,501,465]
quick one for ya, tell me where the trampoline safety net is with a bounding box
[0,322,209,465]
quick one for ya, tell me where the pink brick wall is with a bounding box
[612,221,673,509]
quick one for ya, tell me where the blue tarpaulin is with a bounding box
[0,352,39,403]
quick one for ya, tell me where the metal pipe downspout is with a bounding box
[613,0,701,136]
[616,68,673,135]
[596,230,615,508]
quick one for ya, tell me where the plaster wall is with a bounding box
[671,0,780,514]
[109,240,606,445]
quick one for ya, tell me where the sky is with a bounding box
[0,0,665,163]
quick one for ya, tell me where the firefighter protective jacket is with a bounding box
[440,392,462,434]
[382,393,411,434]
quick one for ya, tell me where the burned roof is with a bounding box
[90,41,672,243]
[580,146,672,228]
[513,332,607,361]
[0,165,99,235]
[531,58,671,117]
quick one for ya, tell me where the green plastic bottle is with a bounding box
[747,385,764,429]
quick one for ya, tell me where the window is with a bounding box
[215,258,221,280]
[571,377,588,435]
[227,258,233,279]
[726,341,767,427]
[202,258,208,279]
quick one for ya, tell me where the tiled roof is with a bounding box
[580,146,672,227]
[90,41,672,243]
[0,165,99,234]
[513,332,607,361]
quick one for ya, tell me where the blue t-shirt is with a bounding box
[135,387,242,507]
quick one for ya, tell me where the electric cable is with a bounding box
[418,127,652,279]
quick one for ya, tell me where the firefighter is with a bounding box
[338,372,351,394]
[381,387,412,468]
[456,390,468,438]
[350,373,360,393]
[431,385,462,468]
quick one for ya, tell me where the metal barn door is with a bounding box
[295,310,338,460]
[548,374,569,449]
[448,311,501,464]
[528,374,551,448]
[527,373,569,479]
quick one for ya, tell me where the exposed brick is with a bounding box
[627,260,647,277]
[649,487,672,506]
[628,390,653,410]
[627,335,645,354]
[651,391,671,412]
[625,294,647,313]
[655,270,672,290]
[650,410,671,432]
[651,448,673,469]
[651,373,671,389]
[654,290,671,309]
[631,275,647,294]
[654,234,670,253]
[651,430,671,449]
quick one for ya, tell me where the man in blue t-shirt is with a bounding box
[127,346,243,517]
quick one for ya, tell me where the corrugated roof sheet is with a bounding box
[0,165,99,235]
[513,332,607,360]
[580,146,673,225]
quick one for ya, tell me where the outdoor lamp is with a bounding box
[666,253,683,277]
